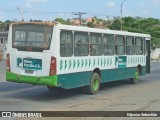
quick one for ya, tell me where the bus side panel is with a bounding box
[101,66,146,83]
[57,71,91,89]
[101,68,127,83]
[141,66,146,75]
[57,65,147,89]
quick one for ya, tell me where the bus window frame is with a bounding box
[115,35,125,55]
[135,37,144,55]
[126,36,135,55]
[102,34,115,56]
[74,31,89,57]
[60,30,73,57]
[89,33,102,56]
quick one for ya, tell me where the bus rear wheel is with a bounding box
[130,68,140,84]
[85,72,100,95]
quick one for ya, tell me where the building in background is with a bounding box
[0,31,8,59]
[151,48,160,62]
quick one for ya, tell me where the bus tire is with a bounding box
[130,68,139,84]
[85,72,100,95]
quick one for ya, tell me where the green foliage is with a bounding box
[66,19,72,25]
[87,22,94,28]
[0,20,13,31]
[109,17,160,49]
[108,19,121,30]
[0,16,159,49]
[55,18,66,24]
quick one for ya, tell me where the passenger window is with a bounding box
[115,36,125,55]
[60,31,73,57]
[74,32,89,56]
[135,38,144,55]
[90,33,102,56]
[126,37,135,55]
[103,34,114,55]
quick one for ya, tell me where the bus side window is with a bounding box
[90,33,102,56]
[60,31,73,57]
[74,32,88,56]
[135,37,143,55]
[126,36,135,55]
[90,44,96,55]
[115,36,125,55]
[103,34,114,55]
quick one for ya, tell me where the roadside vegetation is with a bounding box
[0,17,159,49]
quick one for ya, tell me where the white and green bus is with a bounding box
[6,22,151,94]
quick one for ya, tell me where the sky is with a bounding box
[0,0,160,21]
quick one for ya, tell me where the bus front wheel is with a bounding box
[130,68,140,84]
[85,72,100,95]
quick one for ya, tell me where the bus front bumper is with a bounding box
[6,71,57,86]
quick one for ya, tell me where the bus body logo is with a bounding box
[115,56,127,68]
[17,58,42,70]
[17,58,23,68]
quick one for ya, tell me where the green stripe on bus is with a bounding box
[6,72,57,86]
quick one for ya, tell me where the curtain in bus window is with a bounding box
[28,32,44,47]
[14,31,26,46]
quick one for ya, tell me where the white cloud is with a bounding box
[105,2,115,8]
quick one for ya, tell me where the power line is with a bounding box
[0,8,115,20]
[0,8,111,17]
[72,12,86,25]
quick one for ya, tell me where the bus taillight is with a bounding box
[49,56,56,76]
[6,53,10,72]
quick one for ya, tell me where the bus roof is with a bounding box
[56,24,151,39]
[11,22,56,27]
[11,22,151,39]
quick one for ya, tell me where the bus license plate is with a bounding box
[25,70,33,74]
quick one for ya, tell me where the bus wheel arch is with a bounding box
[130,66,141,84]
[84,68,101,95]
[137,64,142,75]
[93,68,101,79]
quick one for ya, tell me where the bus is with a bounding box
[6,22,151,94]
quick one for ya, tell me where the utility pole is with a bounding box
[16,7,24,22]
[120,0,127,31]
[73,12,86,25]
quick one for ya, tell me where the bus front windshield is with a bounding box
[12,24,53,51]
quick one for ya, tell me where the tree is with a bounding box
[87,22,94,28]
[122,17,160,49]
[55,18,66,24]
[66,19,72,25]
[108,19,121,30]
[0,20,13,31]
